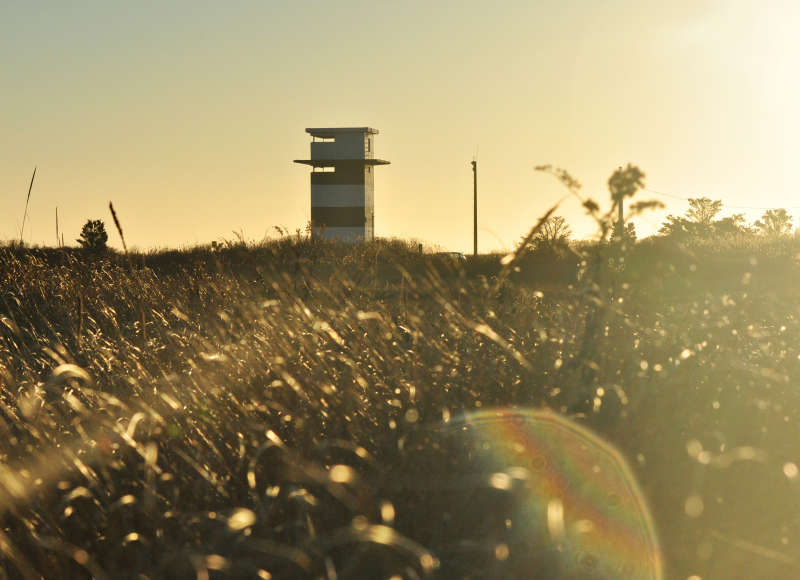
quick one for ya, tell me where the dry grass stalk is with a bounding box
[108,201,127,254]
[19,166,36,245]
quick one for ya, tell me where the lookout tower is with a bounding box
[294,127,390,241]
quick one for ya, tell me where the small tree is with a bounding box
[658,214,693,238]
[532,215,572,249]
[659,197,725,239]
[686,197,722,226]
[754,208,793,237]
[714,213,751,236]
[77,219,109,252]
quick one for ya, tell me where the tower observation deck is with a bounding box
[294,127,390,242]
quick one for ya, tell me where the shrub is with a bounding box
[77,219,109,252]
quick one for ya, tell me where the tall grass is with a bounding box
[2,235,800,577]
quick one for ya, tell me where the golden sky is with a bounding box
[2,1,799,252]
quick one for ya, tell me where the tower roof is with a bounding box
[305,127,379,138]
[293,158,390,167]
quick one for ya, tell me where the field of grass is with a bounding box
[2,236,800,578]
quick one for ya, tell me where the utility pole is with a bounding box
[472,160,477,256]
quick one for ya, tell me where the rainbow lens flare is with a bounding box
[398,408,663,579]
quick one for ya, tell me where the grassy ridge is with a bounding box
[2,237,800,578]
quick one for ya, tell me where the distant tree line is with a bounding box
[522,164,797,254]
[658,198,794,240]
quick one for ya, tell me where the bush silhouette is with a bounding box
[77,219,109,252]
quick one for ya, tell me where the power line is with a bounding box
[644,188,800,211]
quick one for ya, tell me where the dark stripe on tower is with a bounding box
[311,167,366,185]
[311,206,367,227]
